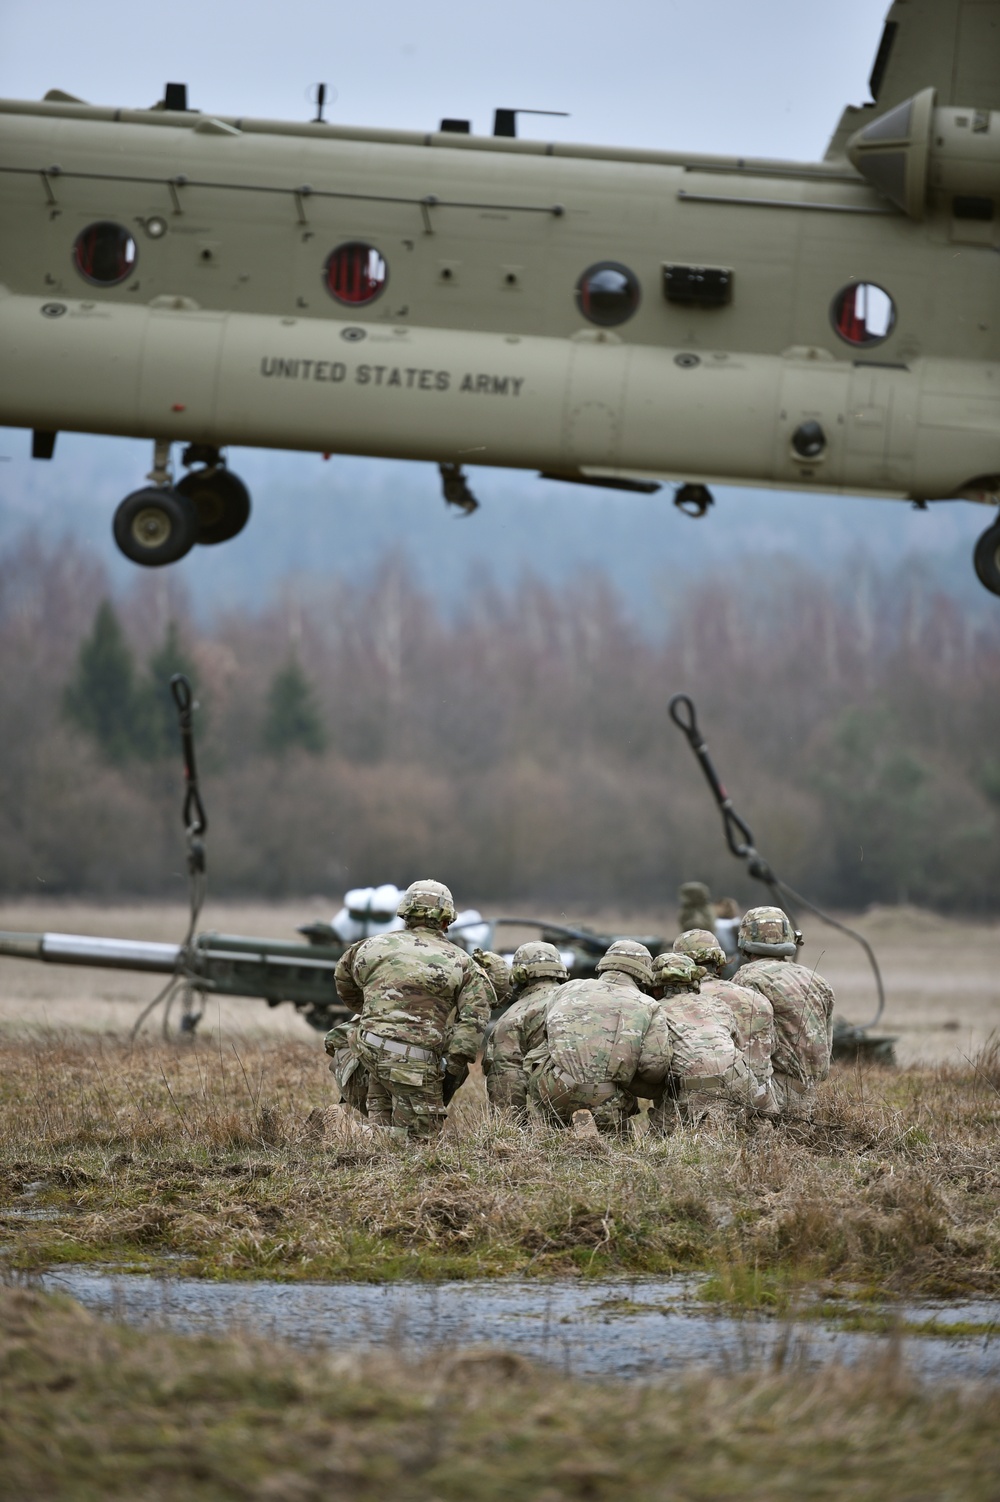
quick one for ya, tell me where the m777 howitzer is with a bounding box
[0,928,353,1035]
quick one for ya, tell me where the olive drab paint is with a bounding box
[1,0,1000,588]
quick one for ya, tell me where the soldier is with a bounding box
[735,906,835,1119]
[334,879,492,1140]
[648,948,762,1129]
[678,881,716,935]
[323,1014,369,1115]
[434,945,512,1105]
[674,929,776,1107]
[483,940,568,1113]
[528,940,671,1134]
[473,947,512,1011]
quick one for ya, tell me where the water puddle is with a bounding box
[37,1270,1000,1384]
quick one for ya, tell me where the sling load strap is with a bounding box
[131,675,208,1040]
[668,693,885,1031]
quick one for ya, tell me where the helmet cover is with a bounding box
[510,940,568,987]
[738,905,800,958]
[653,950,701,989]
[596,938,654,986]
[396,879,457,928]
[674,928,727,974]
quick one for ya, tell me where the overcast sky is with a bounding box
[1,0,889,160]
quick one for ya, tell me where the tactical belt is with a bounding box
[362,1032,437,1064]
[554,1070,617,1106]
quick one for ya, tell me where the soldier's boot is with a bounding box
[571,1109,600,1140]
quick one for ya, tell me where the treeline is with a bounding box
[0,534,997,911]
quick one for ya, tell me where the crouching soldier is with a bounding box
[323,1015,369,1115]
[648,950,762,1129]
[334,879,492,1140]
[735,906,835,1120]
[674,929,777,1110]
[528,940,671,1135]
[483,941,568,1114]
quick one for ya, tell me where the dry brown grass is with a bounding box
[0,1031,998,1296]
[2,1283,999,1501]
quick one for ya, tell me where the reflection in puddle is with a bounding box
[38,1270,1000,1385]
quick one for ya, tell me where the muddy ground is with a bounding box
[0,897,996,1065]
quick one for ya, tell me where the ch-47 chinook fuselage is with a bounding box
[1,0,1000,592]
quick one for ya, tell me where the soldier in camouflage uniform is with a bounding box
[678,881,716,936]
[735,906,835,1120]
[674,929,776,1108]
[483,941,568,1113]
[648,948,762,1129]
[527,940,671,1134]
[474,948,511,1010]
[323,1014,369,1115]
[334,879,493,1139]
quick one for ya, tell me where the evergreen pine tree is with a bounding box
[63,600,144,763]
[262,657,327,755]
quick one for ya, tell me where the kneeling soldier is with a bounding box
[484,940,568,1113]
[674,929,776,1109]
[334,879,492,1140]
[528,940,671,1135]
[649,949,761,1129]
[735,906,834,1119]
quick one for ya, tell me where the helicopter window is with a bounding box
[72,222,137,286]
[576,262,640,326]
[831,282,895,346]
[324,242,387,305]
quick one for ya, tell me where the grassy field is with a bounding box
[2,1282,999,1502]
[1,1031,998,1299]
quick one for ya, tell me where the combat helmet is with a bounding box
[652,950,701,991]
[596,939,654,987]
[510,940,568,989]
[473,947,513,1005]
[396,879,457,929]
[674,928,727,976]
[737,906,802,958]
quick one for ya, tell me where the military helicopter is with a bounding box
[1,0,999,594]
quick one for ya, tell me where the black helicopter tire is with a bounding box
[177,468,251,546]
[973,517,1000,597]
[112,486,199,567]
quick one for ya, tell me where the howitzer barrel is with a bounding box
[0,931,181,972]
[0,927,352,1033]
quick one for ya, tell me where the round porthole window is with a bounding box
[72,222,137,286]
[576,261,640,327]
[831,282,896,346]
[324,242,387,305]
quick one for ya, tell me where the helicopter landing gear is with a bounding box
[973,513,1000,597]
[111,442,251,566]
[439,462,479,515]
[176,446,251,545]
[674,482,714,518]
[112,442,198,566]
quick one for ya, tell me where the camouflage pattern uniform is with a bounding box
[438,947,512,1104]
[648,949,760,1129]
[678,881,715,936]
[474,948,511,1010]
[528,941,671,1134]
[484,941,567,1113]
[735,906,835,1120]
[334,880,492,1139]
[675,929,777,1107]
[323,1015,369,1115]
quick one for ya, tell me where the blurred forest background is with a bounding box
[0,530,997,913]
